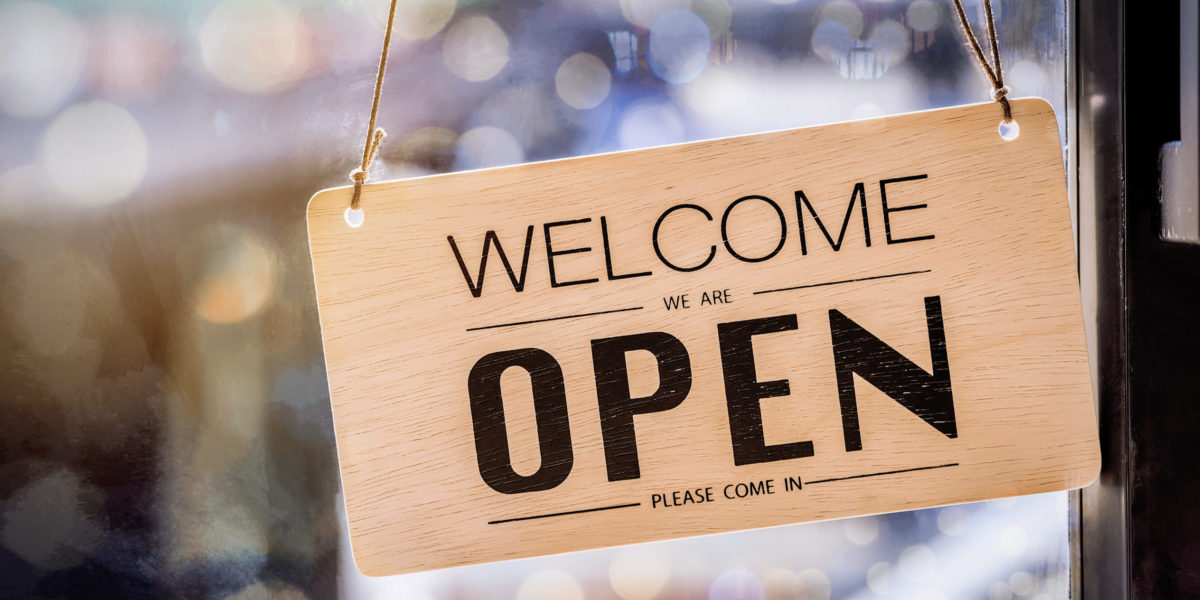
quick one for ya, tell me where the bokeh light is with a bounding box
[442,15,509,82]
[869,19,911,67]
[555,53,612,110]
[41,100,147,205]
[692,0,733,39]
[182,223,277,324]
[797,569,832,599]
[517,570,584,600]
[817,0,864,39]
[898,544,938,583]
[843,515,880,545]
[621,0,690,30]
[812,18,854,64]
[91,13,173,104]
[366,0,456,39]
[762,568,801,598]
[0,1,86,118]
[199,0,310,94]
[609,546,671,600]
[937,505,967,535]
[990,580,1014,600]
[906,0,941,32]
[1009,571,1035,595]
[648,10,713,84]
[0,164,48,220]
[709,567,765,600]
[867,562,891,595]
[455,126,525,170]
[472,82,565,151]
[812,0,915,79]
[619,101,686,149]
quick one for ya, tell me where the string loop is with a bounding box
[348,0,399,210]
[950,0,1013,123]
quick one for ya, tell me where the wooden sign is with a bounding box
[307,98,1099,576]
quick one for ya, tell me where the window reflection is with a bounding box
[0,0,1068,598]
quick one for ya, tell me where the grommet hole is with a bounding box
[998,119,1020,141]
[345,207,364,228]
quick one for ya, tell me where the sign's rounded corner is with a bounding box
[1078,450,1104,490]
[1013,96,1058,120]
[344,537,400,578]
[307,185,353,218]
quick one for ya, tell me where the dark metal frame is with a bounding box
[1075,1,1200,597]
[1075,0,1130,597]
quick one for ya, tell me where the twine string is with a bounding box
[346,0,1010,209]
[950,0,1012,122]
[349,0,399,210]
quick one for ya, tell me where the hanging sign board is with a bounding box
[308,99,1099,576]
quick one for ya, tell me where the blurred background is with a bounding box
[0,0,1069,598]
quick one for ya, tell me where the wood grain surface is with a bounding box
[307,98,1099,576]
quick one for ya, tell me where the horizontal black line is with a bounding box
[466,307,644,332]
[488,502,641,525]
[806,462,959,485]
[753,269,932,296]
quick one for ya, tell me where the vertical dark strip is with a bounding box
[1077,0,1131,597]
